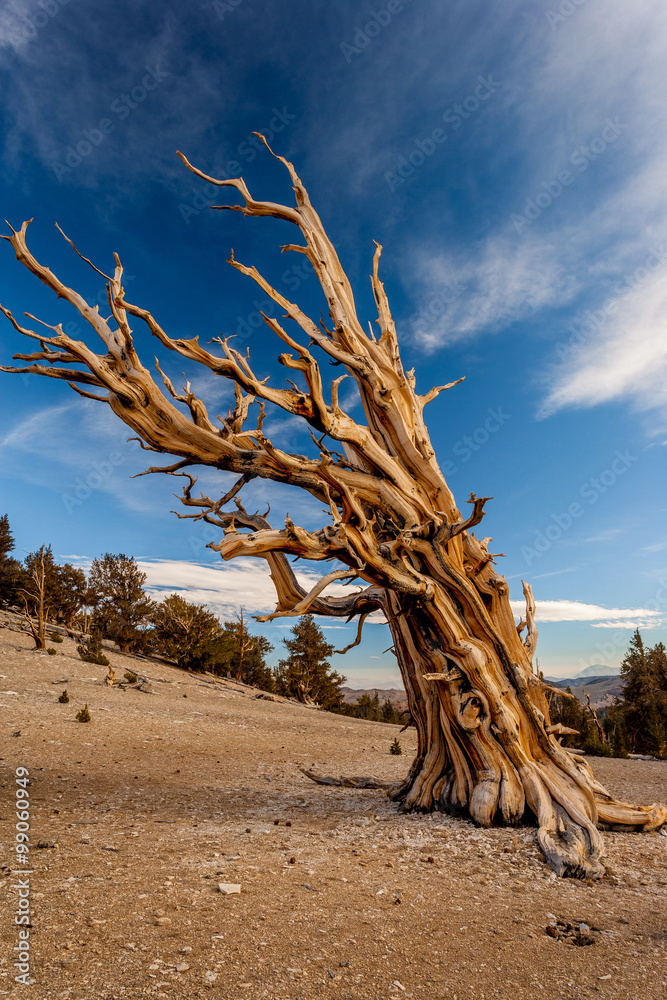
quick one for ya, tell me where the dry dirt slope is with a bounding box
[0,627,666,1000]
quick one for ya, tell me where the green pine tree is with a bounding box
[77,630,110,666]
[273,614,345,709]
[216,611,274,690]
[89,553,154,653]
[604,631,667,757]
[382,697,400,724]
[355,690,382,720]
[0,514,21,607]
[0,514,15,562]
[151,593,224,670]
[17,546,88,627]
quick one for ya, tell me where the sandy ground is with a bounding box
[1,623,666,1000]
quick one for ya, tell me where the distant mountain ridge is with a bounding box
[544,664,621,684]
[575,663,621,678]
[545,674,624,712]
[344,665,624,716]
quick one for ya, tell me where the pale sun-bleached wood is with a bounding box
[1,143,665,878]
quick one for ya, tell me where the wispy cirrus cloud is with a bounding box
[510,598,662,627]
[538,268,667,421]
[402,0,667,423]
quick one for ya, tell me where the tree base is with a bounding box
[390,755,667,879]
[303,759,667,880]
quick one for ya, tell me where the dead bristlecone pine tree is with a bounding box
[1,137,665,878]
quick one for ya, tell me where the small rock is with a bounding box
[180,946,192,953]
[154,917,172,926]
[218,883,241,895]
[36,840,57,849]
[204,971,217,983]
[599,974,612,981]
[546,913,558,925]
[392,982,406,992]
[175,962,190,972]
[619,916,630,924]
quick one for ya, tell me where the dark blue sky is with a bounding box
[1,0,666,683]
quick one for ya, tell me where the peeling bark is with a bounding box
[1,139,664,877]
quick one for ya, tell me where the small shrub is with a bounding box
[75,704,91,723]
[49,631,63,643]
[581,735,613,758]
[77,631,110,667]
[389,737,403,755]
[47,647,57,656]
[124,671,138,684]
[58,689,69,704]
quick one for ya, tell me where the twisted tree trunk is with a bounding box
[1,137,664,877]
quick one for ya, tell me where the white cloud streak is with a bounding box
[403,0,667,421]
[137,557,382,624]
[510,597,662,625]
